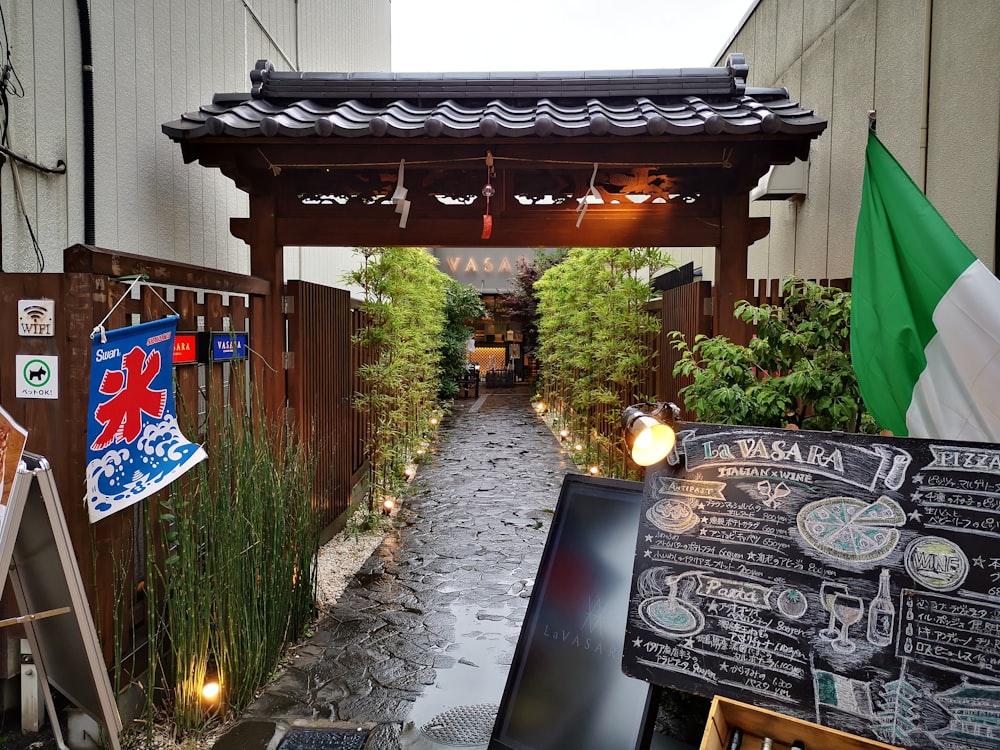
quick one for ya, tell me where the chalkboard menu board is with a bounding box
[622,423,1000,750]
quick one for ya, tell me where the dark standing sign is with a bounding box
[623,423,1000,750]
[490,474,658,750]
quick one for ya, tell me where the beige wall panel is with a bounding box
[775,0,803,78]
[669,248,715,283]
[823,0,875,279]
[768,201,801,278]
[30,0,69,271]
[871,0,928,184]
[92,0,120,252]
[802,0,837,52]
[747,200,773,279]
[793,31,835,277]
[136,2,159,261]
[2,0,37,272]
[153,0,179,264]
[299,0,391,72]
[116,1,140,256]
[761,62,804,279]
[925,1,999,265]
[754,0,779,85]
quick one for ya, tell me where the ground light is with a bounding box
[201,679,221,702]
[382,497,395,515]
[621,402,680,466]
[559,427,569,440]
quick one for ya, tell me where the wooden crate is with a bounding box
[699,696,902,750]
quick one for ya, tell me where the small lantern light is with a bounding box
[382,497,395,515]
[588,465,600,476]
[559,428,569,440]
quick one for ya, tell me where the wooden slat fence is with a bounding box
[286,281,372,542]
[0,244,377,675]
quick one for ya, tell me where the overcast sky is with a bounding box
[390,0,756,72]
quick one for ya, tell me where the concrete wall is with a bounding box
[1,0,390,275]
[715,0,999,278]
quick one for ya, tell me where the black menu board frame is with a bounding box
[622,422,1000,750]
[490,473,658,750]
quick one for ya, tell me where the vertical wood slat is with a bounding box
[286,280,363,539]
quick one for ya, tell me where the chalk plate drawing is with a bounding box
[623,423,1000,750]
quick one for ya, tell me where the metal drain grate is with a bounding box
[419,703,499,747]
[276,726,370,750]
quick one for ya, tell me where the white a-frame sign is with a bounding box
[0,453,122,750]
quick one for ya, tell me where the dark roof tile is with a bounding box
[163,54,826,141]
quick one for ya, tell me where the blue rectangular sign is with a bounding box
[211,332,248,361]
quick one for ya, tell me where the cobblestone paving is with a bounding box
[214,389,573,750]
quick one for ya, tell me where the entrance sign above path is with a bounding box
[15,354,58,399]
[623,422,1000,750]
[0,454,122,750]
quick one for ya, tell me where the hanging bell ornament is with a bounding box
[482,183,495,198]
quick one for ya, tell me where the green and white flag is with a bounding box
[851,131,1000,441]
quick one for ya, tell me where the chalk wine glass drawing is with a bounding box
[819,581,850,640]
[831,593,865,654]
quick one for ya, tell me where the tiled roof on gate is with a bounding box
[161,54,826,141]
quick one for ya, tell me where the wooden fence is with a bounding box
[0,245,373,671]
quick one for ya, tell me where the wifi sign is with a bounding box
[17,299,55,337]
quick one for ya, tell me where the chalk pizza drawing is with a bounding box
[797,495,906,562]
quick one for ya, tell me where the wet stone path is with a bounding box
[215,389,573,750]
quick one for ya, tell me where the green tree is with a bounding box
[672,276,877,432]
[500,249,567,360]
[346,247,448,499]
[438,280,486,399]
[534,246,672,475]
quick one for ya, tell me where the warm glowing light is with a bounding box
[382,498,395,512]
[202,681,221,701]
[588,466,600,476]
[559,428,569,439]
[403,467,414,478]
[622,405,678,467]
[574,443,583,452]
[534,402,546,413]
[429,416,439,426]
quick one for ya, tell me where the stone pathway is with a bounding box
[214,388,573,750]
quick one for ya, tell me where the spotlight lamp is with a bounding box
[621,402,680,467]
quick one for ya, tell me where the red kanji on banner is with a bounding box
[90,346,168,451]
